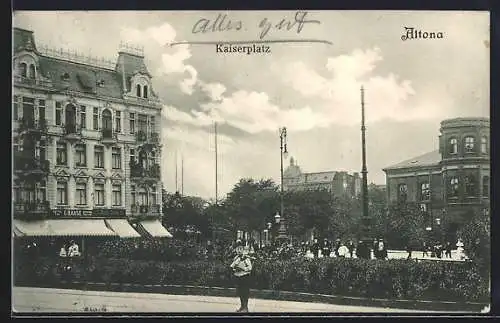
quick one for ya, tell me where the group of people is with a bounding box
[304,238,388,260]
[59,240,81,258]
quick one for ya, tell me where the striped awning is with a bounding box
[137,220,173,238]
[13,219,118,237]
[105,219,141,238]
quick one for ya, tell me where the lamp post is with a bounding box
[279,127,288,241]
[360,86,371,244]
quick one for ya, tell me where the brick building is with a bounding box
[383,117,490,235]
[283,157,361,198]
[12,27,171,239]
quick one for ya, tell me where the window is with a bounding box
[130,148,135,164]
[38,99,46,122]
[448,177,459,198]
[80,106,86,129]
[129,113,135,134]
[136,84,141,97]
[28,64,36,79]
[465,175,476,197]
[115,111,121,133]
[14,186,21,203]
[93,107,99,130]
[75,144,86,167]
[449,138,458,154]
[151,186,157,205]
[23,184,36,203]
[481,136,488,154]
[464,136,475,153]
[56,142,67,165]
[112,147,121,169]
[131,185,136,205]
[419,203,427,212]
[76,183,87,205]
[94,183,105,206]
[55,102,62,126]
[94,146,104,168]
[22,97,35,122]
[398,183,408,201]
[13,95,19,120]
[36,180,47,202]
[138,114,147,133]
[420,182,430,200]
[19,62,27,77]
[144,85,148,99]
[138,187,148,205]
[57,181,68,205]
[112,184,122,206]
[150,116,155,134]
[482,176,490,198]
[36,140,47,160]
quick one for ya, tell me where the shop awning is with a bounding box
[13,219,118,237]
[105,219,141,238]
[138,220,173,238]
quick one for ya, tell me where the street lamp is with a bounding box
[274,212,281,224]
[279,127,288,228]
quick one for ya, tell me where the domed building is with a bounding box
[383,117,490,239]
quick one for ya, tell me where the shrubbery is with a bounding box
[15,256,488,303]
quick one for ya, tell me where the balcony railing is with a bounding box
[13,201,50,218]
[136,131,160,145]
[18,117,48,133]
[130,162,161,180]
[101,128,118,144]
[14,154,50,173]
[130,204,161,219]
[13,75,53,88]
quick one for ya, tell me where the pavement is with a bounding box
[13,287,447,314]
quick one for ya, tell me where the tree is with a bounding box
[458,210,490,276]
[162,191,209,238]
[386,202,427,249]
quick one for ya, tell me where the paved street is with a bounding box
[14,287,443,313]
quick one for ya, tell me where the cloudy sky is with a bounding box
[13,11,489,200]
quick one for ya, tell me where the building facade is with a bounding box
[283,157,361,198]
[12,27,170,238]
[383,117,490,234]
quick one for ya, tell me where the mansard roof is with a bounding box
[383,149,441,171]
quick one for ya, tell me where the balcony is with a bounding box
[13,200,50,219]
[17,118,48,136]
[101,128,118,146]
[130,162,161,183]
[63,123,83,142]
[13,75,53,88]
[129,203,161,220]
[14,154,50,178]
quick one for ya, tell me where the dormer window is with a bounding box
[136,84,141,97]
[28,64,36,79]
[61,72,70,81]
[19,63,27,78]
[143,85,148,99]
[97,79,105,87]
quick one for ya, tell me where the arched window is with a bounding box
[138,150,148,169]
[143,85,148,98]
[138,187,148,205]
[449,138,458,154]
[64,104,77,133]
[464,175,476,196]
[101,109,112,131]
[448,177,459,198]
[481,136,488,154]
[28,64,36,79]
[482,176,490,197]
[464,136,475,153]
[19,63,27,77]
[136,84,142,97]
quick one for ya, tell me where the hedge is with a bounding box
[14,256,489,303]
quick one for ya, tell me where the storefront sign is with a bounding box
[51,208,126,218]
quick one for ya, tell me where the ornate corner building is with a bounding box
[12,27,171,238]
[383,117,490,237]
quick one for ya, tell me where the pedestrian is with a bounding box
[445,241,452,258]
[311,238,320,258]
[334,239,341,257]
[375,239,387,260]
[347,240,355,258]
[322,238,330,258]
[406,242,412,259]
[337,242,349,258]
[422,241,429,258]
[230,240,253,313]
[356,240,368,259]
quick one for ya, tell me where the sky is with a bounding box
[13,11,490,200]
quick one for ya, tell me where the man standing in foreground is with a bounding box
[230,240,254,312]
